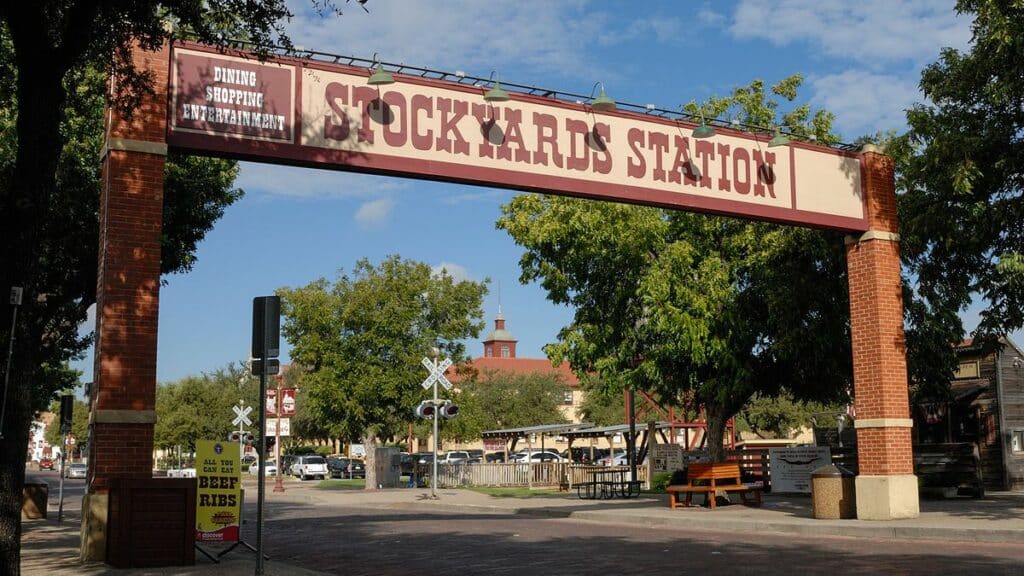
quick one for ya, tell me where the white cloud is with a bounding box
[355,197,396,226]
[730,0,970,66]
[809,70,921,136]
[236,162,410,200]
[285,0,685,83]
[432,261,473,283]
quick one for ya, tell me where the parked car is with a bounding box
[290,455,328,480]
[38,457,54,471]
[64,463,87,479]
[598,453,648,467]
[562,447,608,464]
[485,452,507,463]
[514,451,565,463]
[327,457,366,479]
[248,459,278,476]
[441,450,471,463]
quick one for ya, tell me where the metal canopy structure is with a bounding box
[562,421,675,440]
[481,422,595,440]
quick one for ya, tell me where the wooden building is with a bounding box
[912,336,1024,490]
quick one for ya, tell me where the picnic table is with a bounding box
[576,467,641,500]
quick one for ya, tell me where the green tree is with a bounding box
[896,0,1024,349]
[437,370,571,442]
[576,384,626,427]
[736,393,840,439]
[44,395,89,458]
[0,2,325,566]
[153,363,258,457]
[279,255,487,489]
[498,76,853,462]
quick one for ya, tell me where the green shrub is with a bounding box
[650,472,672,492]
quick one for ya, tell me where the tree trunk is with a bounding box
[362,430,378,490]
[704,402,728,463]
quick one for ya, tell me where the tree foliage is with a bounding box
[0,0,299,565]
[43,395,90,455]
[736,393,840,439]
[498,76,853,461]
[154,363,259,453]
[279,255,487,488]
[895,0,1024,347]
[436,370,571,442]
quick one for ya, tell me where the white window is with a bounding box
[563,391,574,405]
[1012,430,1024,454]
[485,346,493,357]
[501,345,510,358]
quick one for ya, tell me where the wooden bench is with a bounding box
[665,462,763,510]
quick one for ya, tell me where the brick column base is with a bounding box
[855,475,920,520]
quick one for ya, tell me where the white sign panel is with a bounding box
[650,444,685,474]
[769,446,831,493]
[265,417,291,437]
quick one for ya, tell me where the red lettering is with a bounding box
[435,97,470,156]
[694,140,715,188]
[627,128,646,179]
[324,82,350,141]
[410,94,433,151]
[381,91,407,147]
[564,118,589,172]
[471,103,498,158]
[498,109,530,163]
[532,112,563,168]
[649,131,670,182]
[351,85,378,144]
[733,147,751,195]
[717,143,731,192]
[753,150,777,198]
[669,136,698,186]
[591,123,612,175]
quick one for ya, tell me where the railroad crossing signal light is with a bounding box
[415,401,436,419]
[229,431,254,443]
[439,401,459,419]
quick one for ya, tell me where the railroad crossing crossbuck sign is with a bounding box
[232,404,253,427]
[420,357,453,390]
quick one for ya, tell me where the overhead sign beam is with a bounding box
[167,42,868,232]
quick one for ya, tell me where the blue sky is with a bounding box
[74,0,1021,384]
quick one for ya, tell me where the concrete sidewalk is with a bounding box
[20,482,1024,575]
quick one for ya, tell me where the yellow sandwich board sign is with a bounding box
[195,440,241,542]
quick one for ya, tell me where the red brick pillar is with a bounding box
[845,144,918,519]
[82,40,169,560]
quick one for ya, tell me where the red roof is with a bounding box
[449,356,579,387]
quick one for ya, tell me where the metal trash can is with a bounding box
[22,482,49,520]
[811,464,856,519]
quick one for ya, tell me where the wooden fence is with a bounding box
[433,463,648,489]
[430,448,856,490]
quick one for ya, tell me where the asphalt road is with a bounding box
[24,470,1024,576]
[246,487,1024,576]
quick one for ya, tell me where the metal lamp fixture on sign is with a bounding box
[367,52,394,85]
[483,71,510,102]
[589,82,616,112]
[692,112,716,139]
[768,126,791,147]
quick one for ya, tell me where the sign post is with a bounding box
[251,295,280,575]
[420,351,452,499]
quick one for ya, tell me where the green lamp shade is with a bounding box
[591,87,616,112]
[692,121,716,139]
[484,81,510,102]
[367,65,394,86]
[768,128,791,147]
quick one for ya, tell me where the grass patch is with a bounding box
[317,478,366,489]
[466,486,564,498]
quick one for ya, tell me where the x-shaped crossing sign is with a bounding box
[420,357,453,390]
[232,404,253,427]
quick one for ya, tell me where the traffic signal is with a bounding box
[415,401,437,419]
[59,395,74,435]
[439,401,459,419]
[229,431,255,443]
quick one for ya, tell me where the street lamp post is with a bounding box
[273,376,285,493]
